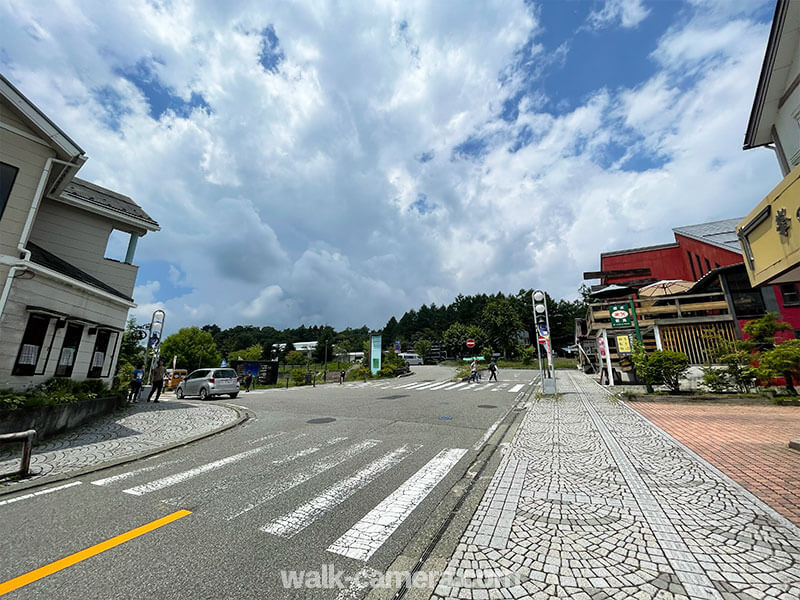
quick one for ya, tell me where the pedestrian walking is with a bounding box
[128,363,144,402]
[470,357,478,383]
[488,360,498,381]
[147,359,166,403]
[244,372,253,392]
[339,369,346,384]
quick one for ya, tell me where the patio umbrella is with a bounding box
[588,284,635,299]
[638,279,693,297]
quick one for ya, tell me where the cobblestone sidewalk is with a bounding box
[431,370,800,600]
[0,400,239,488]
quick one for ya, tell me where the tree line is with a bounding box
[121,288,587,371]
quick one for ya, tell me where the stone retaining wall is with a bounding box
[0,395,124,439]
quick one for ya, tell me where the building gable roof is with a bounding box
[0,73,85,159]
[743,0,800,149]
[672,218,743,254]
[59,178,160,231]
[26,241,132,302]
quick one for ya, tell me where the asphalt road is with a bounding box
[0,366,536,600]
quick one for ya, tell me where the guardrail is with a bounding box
[0,429,36,477]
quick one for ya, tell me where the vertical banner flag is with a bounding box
[370,334,382,375]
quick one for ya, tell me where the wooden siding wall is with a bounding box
[0,97,55,258]
[659,322,737,365]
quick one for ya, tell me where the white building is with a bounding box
[0,74,159,390]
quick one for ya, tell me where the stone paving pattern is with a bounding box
[0,400,238,486]
[631,402,800,527]
[431,371,800,600]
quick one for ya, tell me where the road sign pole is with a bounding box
[628,297,653,393]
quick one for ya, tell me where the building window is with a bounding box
[780,283,800,307]
[12,314,50,376]
[727,270,766,318]
[695,254,704,276]
[87,329,111,378]
[687,251,697,280]
[55,323,84,377]
[0,162,19,221]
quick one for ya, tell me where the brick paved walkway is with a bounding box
[431,371,800,600]
[630,401,800,527]
[0,400,239,488]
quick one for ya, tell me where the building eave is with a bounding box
[744,0,794,150]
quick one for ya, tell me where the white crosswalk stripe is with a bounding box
[122,436,288,496]
[327,448,467,560]
[223,439,381,521]
[261,444,420,538]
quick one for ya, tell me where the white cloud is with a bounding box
[0,0,780,334]
[586,0,650,30]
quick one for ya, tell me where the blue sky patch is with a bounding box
[416,150,435,163]
[115,59,210,120]
[259,25,285,73]
[411,193,435,215]
[92,85,129,131]
[452,134,490,161]
[136,259,192,301]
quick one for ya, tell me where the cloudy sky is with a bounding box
[0,0,780,333]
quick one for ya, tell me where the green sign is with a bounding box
[370,334,382,375]
[609,303,632,328]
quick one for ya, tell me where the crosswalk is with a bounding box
[345,379,530,393]
[89,432,469,565]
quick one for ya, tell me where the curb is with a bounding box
[0,402,250,498]
[790,438,800,452]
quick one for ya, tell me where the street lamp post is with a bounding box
[533,290,556,395]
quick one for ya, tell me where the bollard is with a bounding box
[286,375,289,389]
[0,429,36,477]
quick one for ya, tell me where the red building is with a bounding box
[584,218,800,339]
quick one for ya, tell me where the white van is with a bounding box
[398,352,423,365]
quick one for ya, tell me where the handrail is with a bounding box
[0,429,36,477]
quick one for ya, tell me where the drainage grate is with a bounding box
[477,404,497,409]
[438,416,452,420]
[306,417,336,424]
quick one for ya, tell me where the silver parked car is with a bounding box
[176,368,240,400]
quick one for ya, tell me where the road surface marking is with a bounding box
[508,383,524,393]
[472,413,508,451]
[414,381,444,390]
[428,381,456,390]
[91,459,187,487]
[0,509,191,596]
[444,381,469,392]
[327,448,467,560]
[261,445,419,537]
[404,382,434,389]
[246,431,288,445]
[0,482,82,507]
[123,440,283,496]
[271,446,321,465]
[223,439,381,521]
[392,382,419,389]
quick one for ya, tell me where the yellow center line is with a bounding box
[0,509,191,596]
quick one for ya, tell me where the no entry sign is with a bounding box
[466,339,475,348]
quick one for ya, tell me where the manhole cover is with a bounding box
[438,416,452,420]
[306,417,336,424]
[477,404,497,409]
[378,395,409,400]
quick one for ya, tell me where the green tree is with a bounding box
[743,312,795,393]
[285,350,306,366]
[633,345,689,393]
[160,327,221,371]
[117,318,146,375]
[230,344,262,361]
[414,340,432,364]
[759,339,800,395]
[481,298,523,358]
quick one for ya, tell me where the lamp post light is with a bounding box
[532,289,556,395]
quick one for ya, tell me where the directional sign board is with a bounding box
[466,339,475,348]
[609,303,632,328]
